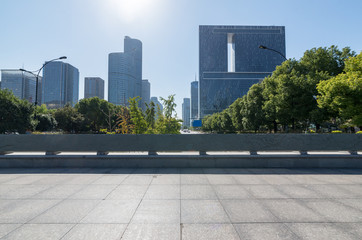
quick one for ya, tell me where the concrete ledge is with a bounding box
[0,155,361,168]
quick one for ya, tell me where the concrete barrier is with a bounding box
[0,134,361,168]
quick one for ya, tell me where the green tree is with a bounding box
[0,89,34,134]
[317,52,362,127]
[53,104,85,133]
[242,83,266,132]
[128,97,147,134]
[156,95,182,134]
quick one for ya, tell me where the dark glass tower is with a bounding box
[190,80,198,121]
[199,25,286,118]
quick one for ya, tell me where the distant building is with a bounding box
[150,96,163,113]
[199,25,286,118]
[190,80,198,121]
[84,77,104,99]
[108,36,142,106]
[182,98,191,127]
[140,79,150,111]
[42,61,79,109]
[1,69,40,103]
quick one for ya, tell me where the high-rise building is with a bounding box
[150,96,163,113]
[42,61,79,109]
[182,98,191,127]
[84,77,104,99]
[199,25,285,118]
[108,36,142,106]
[1,69,40,103]
[190,80,198,121]
[140,79,150,112]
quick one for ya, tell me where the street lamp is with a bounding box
[259,45,287,61]
[20,56,67,106]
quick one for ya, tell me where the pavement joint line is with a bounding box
[202,168,242,240]
[118,171,156,239]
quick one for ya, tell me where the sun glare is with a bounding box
[109,0,161,22]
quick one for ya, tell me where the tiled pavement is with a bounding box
[0,168,362,239]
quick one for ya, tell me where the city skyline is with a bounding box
[1,0,361,116]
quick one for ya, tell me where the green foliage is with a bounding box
[0,89,34,134]
[156,95,181,134]
[35,114,57,132]
[317,52,362,126]
[53,104,85,133]
[128,97,147,134]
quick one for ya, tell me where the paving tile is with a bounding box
[263,199,326,222]
[245,185,288,199]
[233,175,267,184]
[144,185,180,199]
[3,175,48,185]
[63,175,103,185]
[337,199,362,211]
[151,175,180,185]
[31,199,100,223]
[213,185,251,199]
[259,175,296,185]
[181,200,230,224]
[308,185,355,198]
[62,223,126,240]
[181,175,210,185]
[276,185,322,199]
[222,200,277,223]
[234,223,298,240]
[0,224,21,238]
[0,200,60,223]
[0,185,51,199]
[304,199,362,222]
[181,185,217,199]
[285,175,327,185]
[91,175,128,185]
[287,223,357,240]
[132,200,180,224]
[182,224,239,240]
[1,224,73,240]
[122,224,180,240]
[106,185,148,200]
[206,175,237,185]
[335,185,362,198]
[31,184,85,199]
[122,175,154,185]
[69,185,117,199]
[81,200,140,223]
[31,175,77,185]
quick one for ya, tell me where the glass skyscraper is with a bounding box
[108,36,142,106]
[42,61,79,109]
[182,98,191,127]
[190,80,199,121]
[84,77,104,99]
[1,69,39,103]
[140,79,150,112]
[199,25,286,118]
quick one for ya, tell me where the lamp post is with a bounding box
[20,56,67,106]
[259,45,287,61]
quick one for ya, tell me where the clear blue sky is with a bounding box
[1,0,361,117]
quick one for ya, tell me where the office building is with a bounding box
[140,79,150,111]
[84,77,104,99]
[42,61,79,109]
[182,98,191,127]
[108,36,142,106]
[190,80,198,121]
[199,25,285,118]
[1,69,40,103]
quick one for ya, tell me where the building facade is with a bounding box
[1,69,39,103]
[108,36,142,106]
[190,80,199,121]
[84,77,104,99]
[199,25,285,118]
[42,61,79,109]
[140,79,150,112]
[182,98,191,127]
[150,96,163,113]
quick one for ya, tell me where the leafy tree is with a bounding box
[53,104,85,133]
[128,97,147,134]
[145,101,156,130]
[242,83,266,132]
[0,89,34,134]
[317,52,362,127]
[116,106,133,134]
[156,95,182,134]
[35,114,57,132]
[229,98,244,132]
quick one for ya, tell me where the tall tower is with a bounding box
[140,79,150,112]
[108,36,142,106]
[199,25,285,118]
[42,61,79,109]
[190,78,199,121]
[182,98,191,127]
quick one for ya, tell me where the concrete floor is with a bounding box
[0,168,362,239]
